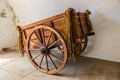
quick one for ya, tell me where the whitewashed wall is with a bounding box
[1,0,120,62]
[0,0,17,51]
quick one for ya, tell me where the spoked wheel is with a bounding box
[74,36,88,57]
[26,25,67,74]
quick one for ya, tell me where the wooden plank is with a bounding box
[21,13,64,30]
[53,18,65,27]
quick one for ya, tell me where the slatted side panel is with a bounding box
[21,13,65,47]
[22,27,34,48]
[77,12,88,35]
[77,12,94,36]
[52,18,66,39]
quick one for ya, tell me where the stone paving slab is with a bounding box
[0,51,120,80]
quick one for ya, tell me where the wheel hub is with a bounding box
[40,46,49,54]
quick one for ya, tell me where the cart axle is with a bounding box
[40,46,49,54]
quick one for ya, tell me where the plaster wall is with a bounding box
[0,0,17,51]
[1,0,120,62]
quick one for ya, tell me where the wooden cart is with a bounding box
[3,8,95,74]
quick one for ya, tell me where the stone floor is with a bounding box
[0,51,120,80]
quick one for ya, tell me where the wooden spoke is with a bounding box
[41,28,46,46]
[45,55,49,71]
[46,32,53,47]
[50,53,63,63]
[32,52,42,60]
[50,49,64,53]
[81,37,88,52]
[39,54,44,67]
[48,54,58,69]
[48,39,61,49]
[38,29,44,45]
[30,39,40,47]
[34,31,42,44]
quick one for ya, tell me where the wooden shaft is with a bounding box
[2,46,18,51]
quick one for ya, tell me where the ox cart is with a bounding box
[3,8,95,74]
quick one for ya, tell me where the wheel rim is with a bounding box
[26,25,67,74]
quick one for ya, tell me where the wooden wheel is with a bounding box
[26,25,68,74]
[74,36,88,57]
